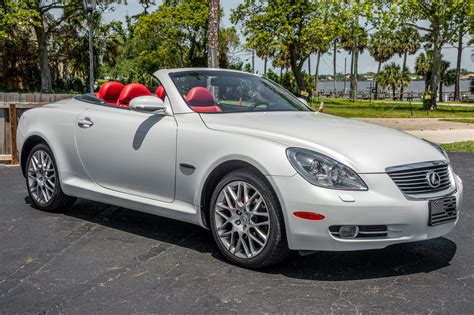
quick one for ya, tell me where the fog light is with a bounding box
[339,225,359,238]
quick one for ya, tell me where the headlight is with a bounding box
[423,139,450,162]
[286,148,368,191]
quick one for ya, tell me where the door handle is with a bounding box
[78,117,94,128]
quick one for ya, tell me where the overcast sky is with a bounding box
[103,0,473,75]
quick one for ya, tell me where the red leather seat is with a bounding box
[185,87,221,113]
[96,82,124,105]
[155,85,167,101]
[116,83,151,108]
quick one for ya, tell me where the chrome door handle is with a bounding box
[78,117,94,128]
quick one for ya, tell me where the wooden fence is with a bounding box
[0,93,76,163]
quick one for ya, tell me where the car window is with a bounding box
[169,70,311,113]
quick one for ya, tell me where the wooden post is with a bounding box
[9,103,19,165]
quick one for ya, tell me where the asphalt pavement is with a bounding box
[0,153,473,313]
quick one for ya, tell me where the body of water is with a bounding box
[317,80,472,93]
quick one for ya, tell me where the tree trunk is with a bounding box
[454,25,463,101]
[280,66,283,79]
[349,51,354,98]
[314,50,321,96]
[307,54,311,75]
[399,51,408,100]
[207,0,220,68]
[333,41,337,97]
[439,81,443,102]
[289,43,306,92]
[375,61,381,100]
[264,57,267,75]
[351,49,359,102]
[34,24,52,92]
[392,85,396,100]
[429,20,441,109]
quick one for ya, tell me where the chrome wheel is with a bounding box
[27,150,56,204]
[214,181,270,259]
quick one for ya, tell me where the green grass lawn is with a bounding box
[312,98,474,118]
[439,118,474,124]
[441,141,474,152]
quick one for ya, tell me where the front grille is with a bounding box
[329,225,388,238]
[387,161,453,197]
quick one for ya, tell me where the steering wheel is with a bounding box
[248,101,270,111]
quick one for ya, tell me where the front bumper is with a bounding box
[268,172,463,251]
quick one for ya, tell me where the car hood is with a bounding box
[200,111,445,173]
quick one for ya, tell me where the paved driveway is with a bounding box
[0,153,473,313]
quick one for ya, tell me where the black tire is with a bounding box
[209,168,290,269]
[25,143,76,212]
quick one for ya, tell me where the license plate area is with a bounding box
[429,196,457,226]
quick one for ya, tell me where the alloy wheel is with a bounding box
[214,181,270,259]
[27,150,56,204]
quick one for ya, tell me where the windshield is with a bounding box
[169,70,311,113]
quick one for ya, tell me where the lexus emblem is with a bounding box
[426,171,441,188]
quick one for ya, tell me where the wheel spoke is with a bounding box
[227,186,237,204]
[216,202,233,212]
[251,197,263,213]
[215,209,231,221]
[249,233,265,247]
[223,188,234,209]
[240,236,251,258]
[252,226,268,241]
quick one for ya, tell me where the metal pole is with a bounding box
[88,11,94,93]
[251,50,255,74]
[343,57,347,96]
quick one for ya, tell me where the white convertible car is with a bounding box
[17,68,463,268]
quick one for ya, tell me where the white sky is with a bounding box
[102,0,474,75]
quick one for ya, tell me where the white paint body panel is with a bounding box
[16,68,464,252]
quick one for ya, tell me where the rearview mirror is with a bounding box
[129,96,166,114]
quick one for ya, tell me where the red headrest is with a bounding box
[96,82,124,104]
[117,83,151,107]
[185,87,216,106]
[155,86,167,101]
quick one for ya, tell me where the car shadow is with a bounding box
[26,197,457,281]
[132,115,163,150]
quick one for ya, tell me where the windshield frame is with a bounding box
[168,69,313,114]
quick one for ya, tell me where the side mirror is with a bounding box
[297,97,308,106]
[129,96,167,114]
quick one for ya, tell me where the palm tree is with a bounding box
[415,52,432,93]
[368,31,395,100]
[207,0,220,67]
[377,63,410,100]
[394,27,420,99]
[439,60,456,102]
[340,26,368,102]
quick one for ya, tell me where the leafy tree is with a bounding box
[232,0,338,94]
[397,0,470,108]
[368,31,395,99]
[377,62,410,100]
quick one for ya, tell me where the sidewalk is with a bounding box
[358,118,474,144]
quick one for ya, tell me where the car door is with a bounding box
[75,105,177,202]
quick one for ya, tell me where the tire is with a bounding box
[25,143,76,212]
[210,168,290,269]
